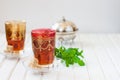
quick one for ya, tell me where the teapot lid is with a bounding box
[52,17,78,32]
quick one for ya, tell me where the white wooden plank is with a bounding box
[41,71,58,80]
[0,33,6,67]
[0,59,19,80]
[108,34,120,57]
[74,67,90,80]
[107,35,120,74]
[26,71,57,80]
[58,71,74,80]
[79,34,105,80]
[25,71,41,80]
[90,34,120,80]
[9,60,26,80]
[0,55,5,67]
[73,35,90,80]
[98,35,120,76]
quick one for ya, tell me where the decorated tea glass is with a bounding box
[22,28,56,74]
[4,20,26,58]
[31,28,56,66]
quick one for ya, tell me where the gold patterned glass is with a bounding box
[31,28,56,65]
[5,20,26,53]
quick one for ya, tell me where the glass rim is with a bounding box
[5,20,26,24]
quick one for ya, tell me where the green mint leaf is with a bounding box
[78,59,85,66]
[55,46,85,67]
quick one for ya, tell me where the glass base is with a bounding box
[0,50,24,59]
[22,56,57,74]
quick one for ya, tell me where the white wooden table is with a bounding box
[0,33,120,80]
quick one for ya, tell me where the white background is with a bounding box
[0,0,120,33]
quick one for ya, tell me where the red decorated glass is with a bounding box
[31,28,56,65]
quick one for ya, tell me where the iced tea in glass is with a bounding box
[31,28,56,65]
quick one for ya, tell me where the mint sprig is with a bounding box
[55,46,85,67]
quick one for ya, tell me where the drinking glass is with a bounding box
[4,20,26,57]
[31,28,56,67]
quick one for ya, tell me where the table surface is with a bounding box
[0,33,120,80]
